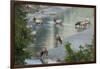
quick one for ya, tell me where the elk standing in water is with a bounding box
[54,17,63,47]
[75,18,91,31]
[40,47,48,63]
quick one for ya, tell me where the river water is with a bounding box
[25,7,94,63]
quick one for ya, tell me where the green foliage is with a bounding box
[64,42,77,63]
[64,42,73,54]
[15,5,33,64]
[64,42,94,63]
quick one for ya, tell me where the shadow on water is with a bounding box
[27,23,52,57]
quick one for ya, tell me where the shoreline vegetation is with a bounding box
[64,40,94,63]
[15,5,33,65]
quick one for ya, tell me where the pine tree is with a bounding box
[15,5,33,64]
